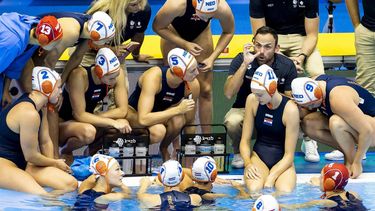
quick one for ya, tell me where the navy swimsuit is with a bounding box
[59,66,108,121]
[253,96,289,169]
[316,75,375,118]
[128,67,185,112]
[73,189,107,211]
[184,186,214,205]
[171,0,211,41]
[159,190,193,210]
[325,192,367,211]
[0,94,42,170]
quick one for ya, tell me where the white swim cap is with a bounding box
[251,64,278,96]
[158,160,184,187]
[90,154,118,176]
[252,195,279,211]
[192,156,218,182]
[31,66,60,99]
[87,11,115,45]
[167,48,197,79]
[291,77,323,107]
[192,0,219,14]
[95,47,120,78]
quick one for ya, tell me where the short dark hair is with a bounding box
[253,26,278,46]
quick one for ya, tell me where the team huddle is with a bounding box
[0,0,374,210]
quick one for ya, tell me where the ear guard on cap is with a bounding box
[87,11,115,45]
[251,64,278,96]
[167,48,196,80]
[90,31,101,41]
[94,47,120,79]
[192,156,218,182]
[95,160,109,175]
[90,154,117,176]
[37,34,50,46]
[322,163,349,192]
[252,80,277,95]
[291,77,323,106]
[35,16,63,47]
[172,66,185,78]
[323,177,336,191]
[304,79,323,100]
[94,65,104,79]
[31,66,60,97]
[41,80,54,94]
[313,85,323,99]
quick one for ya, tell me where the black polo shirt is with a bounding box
[361,0,375,32]
[249,0,319,35]
[228,53,297,108]
[121,3,151,41]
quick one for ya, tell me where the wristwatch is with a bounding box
[298,53,308,59]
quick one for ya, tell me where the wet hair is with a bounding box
[87,0,147,46]
[252,26,278,46]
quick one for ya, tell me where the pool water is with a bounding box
[0,178,373,211]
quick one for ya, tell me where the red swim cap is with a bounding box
[35,16,63,47]
[322,163,349,192]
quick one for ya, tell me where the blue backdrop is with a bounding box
[0,0,363,34]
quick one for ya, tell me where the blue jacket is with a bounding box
[0,12,39,108]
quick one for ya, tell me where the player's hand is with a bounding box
[133,54,153,63]
[245,163,261,180]
[55,159,71,173]
[113,119,132,133]
[243,43,260,66]
[185,42,203,57]
[177,99,195,114]
[291,56,305,73]
[198,57,214,72]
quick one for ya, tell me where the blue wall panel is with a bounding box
[0,0,363,34]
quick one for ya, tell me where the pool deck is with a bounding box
[118,152,375,187]
[122,172,375,187]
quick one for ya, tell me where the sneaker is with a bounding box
[324,150,344,161]
[325,150,367,160]
[231,154,244,168]
[301,139,320,162]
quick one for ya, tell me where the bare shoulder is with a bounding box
[189,79,200,91]
[15,102,41,123]
[161,0,186,15]
[140,66,162,84]
[285,100,299,116]
[283,100,300,126]
[245,94,259,108]
[216,0,232,16]
[245,94,259,116]
[330,86,357,102]
[59,18,81,45]
[330,86,359,111]
[217,0,231,11]
[66,67,88,91]
[69,66,88,81]
[166,0,186,10]
[67,66,88,87]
